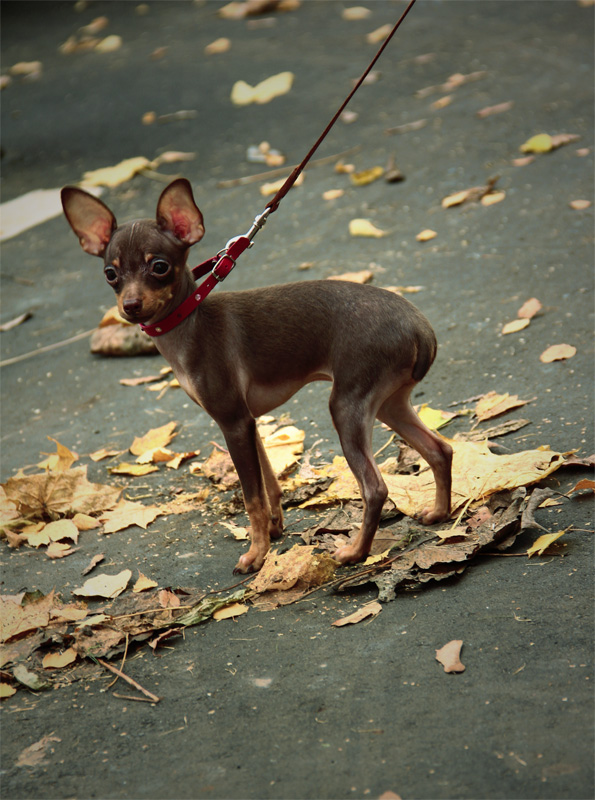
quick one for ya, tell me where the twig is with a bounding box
[98,658,160,703]
[217,146,362,188]
[106,633,129,690]
[112,693,158,703]
[0,328,95,368]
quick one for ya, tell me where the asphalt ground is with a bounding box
[0,2,593,799]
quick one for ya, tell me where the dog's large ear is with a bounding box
[61,187,117,257]
[156,178,205,246]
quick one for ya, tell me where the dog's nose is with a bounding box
[123,298,143,316]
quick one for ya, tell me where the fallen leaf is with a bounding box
[42,648,77,670]
[0,311,32,331]
[219,0,300,19]
[220,520,250,540]
[366,24,393,44]
[262,425,305,475]
[512,155,535,167]
[517,297,542,319]
[520,133,580,154]
[567,478,595,494]
[474,391,530,422]
[95,35,122,53]
[213,602,249,621]
[250,545,337,594]
[46,542,77,559]
[43,519,79,543]
[1,684,17,699]
[442,189,471,208]
[527,529,567,557]
[350,166,384,186]
[569,199,591,210]
[99,498,161,533]
[89,447,123,461]
[10,61,42,79]
[130,421,177,455]
[342,6,371,20]
[12,664,50,691]
[539,344,577,363]
[417,404,456,430]
[109,462,160,477]
[435,640,465,673]
[15,733,60,767]
[349,219,387,238]
[73,569,132,599]
[502,318,530,335]
[476,100,514,118]
[37,438,78,472]
[81,157,152,188]
[231,71,294,105]
[332,601,382,627]
[481,190,506,206]
[327,270,373,284]
[416,229,437,242]
[260,172,304,197]
[82,553,105,575]
[431,95,452,110]
[72,513,101,531]
[205,37,231,55]
[133,572,159,593]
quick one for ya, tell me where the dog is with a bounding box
[61,178,452,573]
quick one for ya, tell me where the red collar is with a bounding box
[139,235,251,337]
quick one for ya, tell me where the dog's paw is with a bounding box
[333,544,368,566]
[233,549,266,575]
[417,506,449,525]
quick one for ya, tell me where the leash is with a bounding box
[140,0,417,338]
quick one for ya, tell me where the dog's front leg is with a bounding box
[221,416,274,574]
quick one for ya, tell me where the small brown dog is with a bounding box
[61,178,452,573]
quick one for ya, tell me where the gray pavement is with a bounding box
[1,2,593,799]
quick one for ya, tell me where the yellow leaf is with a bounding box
[327,270,373,284]
[517,297,542,319]
[332,602,382,627]
[520,133,553,153]
[130,421,177,456]
[539,344,577,363]
[220,520,250,540]
[73,569,132,599]
[99,498,161,533]
[416,229,437,242]
[502,318,530,335]
[133,572,158,593]
[81,157,151,188]
[442,189,470,208]
[231,72,294,106]
[37,437,78,472]
[72,513,101,530]
[46,541,76,559]
[474,391,530,422]
[213,602,249,621]
[260,172,304,197]
[349,218,387,238]
[262,425,305,476]
[43,519,79,543]
[350,166,384,186]
[322,189,344,200]
[42,648,77,670]
[417,404,455,430]
[342,6,371,20]
[22,529,50,548]
[0,683,17,699]
[205,37,230,55]
[366,24,393,44]
[481,190,506,206]
[109,462,159,476]
[527,530,567,557]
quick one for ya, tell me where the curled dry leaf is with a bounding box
[539,344,577,363]
[476,100,514,118]
[109,462,159,477]
[205,37,231,55]
[367,24,393,44]
[517,297,542,319]
[527,529,567,557]
[502,318,530,335]
[133,572,159,593]
[327,270,373,284]
[81,157,151,188]
[474,391,530,422]
[349,219,387,238]
[431,95,452,110]
[231,72,294,106]
[350,166,384,186]
[416,229,437,242]
[520,133,580,154]
[37,437,78,472]
[435,639,465,673]
[481,191,506,206]
[260,172,304,197]
[213,602,249,621]
[332,601,382,627]
[73,569,132,599]
[42,648,77,670]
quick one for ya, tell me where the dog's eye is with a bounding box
[104,266,118,285]
[150,259,171,277]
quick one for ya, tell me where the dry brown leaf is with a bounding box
[262,426,304,475]
[200,448,238,489]
[517,297,542,319]
[350,166,384,186]
[435,639,465,673]
[130,421,177,456]
[322,189,344,201]
[2,466,121,519]
[260,172,304,197]
[567,478,595,494]
[1,684,17,699]
[109,462,159,477]
[416,229,437,242]
[72,513,101,531]
[501,318,530,335]
[220,520,250,541]
[81,157,151,188]
[366,24,393,44]
[133,572,159,593]
[332,601,382,627]
[213,602,249,621]
[15,734,61,768]
[73,569,132,599]
[205,38,231,55]
[474,391,530,422]
[342,6,371,20]
[231,72,294,106]
[43,519,79,543]
[527,530,567,557]
[540,344,576,363]
[82,553,105,575]
[431,95,452,110]
[37,438,78,472]
[90,323,157,356]
[42,648,77,670]
[250,545,337,594]
[95,35,122,53]
[1,593,55,642]
[46,542,77,559]
[476,101,514,118]
[219,0,300,19]
[89,447,123,461]
[327,270,373,284]
[481,191,506,206]
[99,498,161,533]
[348,219,387,238]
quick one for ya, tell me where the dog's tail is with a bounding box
[412,329,437,382]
